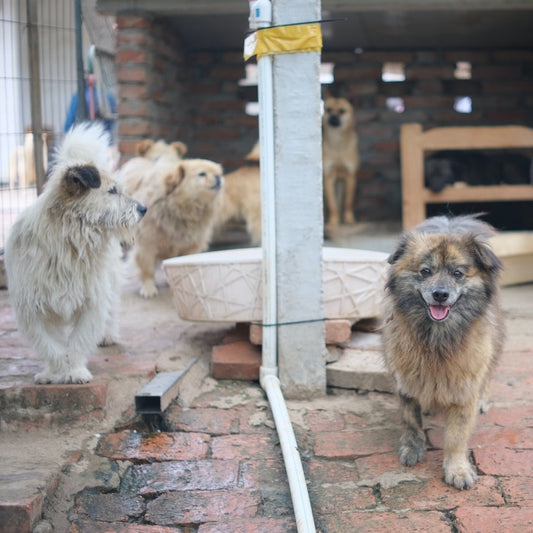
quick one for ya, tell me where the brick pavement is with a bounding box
[0,269,532,531]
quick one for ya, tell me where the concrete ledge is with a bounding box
[0,382,108,431]
[327,348,395,393]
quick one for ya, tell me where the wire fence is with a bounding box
[0,0,116,251]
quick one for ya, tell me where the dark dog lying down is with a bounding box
[425,150,532,193]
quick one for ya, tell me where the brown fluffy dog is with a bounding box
[132,158,223,298]
[382,215,504,489]
[119,139,188,196]
[322,97,360,230]
[215,142,261,244]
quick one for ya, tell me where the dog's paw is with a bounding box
[443,457,477,489]
[344,211,355,225]
[66,367,93,384]
[35,371,54,384]
[399,442,425,466]
[140,280,158,298]
[35,367,93,384]
[99,335,119,347]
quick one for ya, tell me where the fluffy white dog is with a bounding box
[5,123,146,384]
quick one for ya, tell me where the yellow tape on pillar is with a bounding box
[244,23,322,61]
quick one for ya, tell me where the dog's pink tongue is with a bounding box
[430,305,450,320]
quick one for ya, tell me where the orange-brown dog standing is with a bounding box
[382,215,505,489]
[322,96,360,230]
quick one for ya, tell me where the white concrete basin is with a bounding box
[163,247,388,323]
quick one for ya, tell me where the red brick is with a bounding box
[325,320,351,344]
[405,65,455,79]
[211,341,261,381]
[455,506,533,532]
[96,431,210,462]
[250,318,350,344]
[309,484,376,514]
[381,473,503,511]
[120,459,239,495]
[478,405,533,427]
[198,517,296,533]
[117,15,151,30]
[306,458,359,485]
[314,429,396,458]
[318,511,450,532]
[71,522,177,532]
[0,496,44,533]
[74,493,144,523]
[117,49,148,64]
[428,424,533,454]
[499,476,533,505]
[145,490,259,526]
[444,50,490,63]
[120,85,148,100]
[475,447,533,476]
[165,406,241,434]
[360,51,414,63]
[118,101,148,118]
[116,66,147,83]
[117,32,148,48]
[304,410,346,432]
[211,433,280,460]
[118,121,152,137]
[238,459,288,489]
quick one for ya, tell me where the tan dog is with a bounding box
[119,139,188,196]
[9,131,48,188]
[131,158,224,298]
[382,215,504,489]
[322,97,359,230]
[5,123,146,383]
[215,142,261,245]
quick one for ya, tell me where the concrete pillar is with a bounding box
[272,0,326,398]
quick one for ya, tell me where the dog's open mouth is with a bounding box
[429,304,451,321]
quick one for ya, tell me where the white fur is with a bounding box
[5,123,146,384]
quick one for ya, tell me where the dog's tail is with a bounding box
[56,122,110,171]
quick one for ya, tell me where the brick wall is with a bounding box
[116,14,187,159]
[115,15,533,222]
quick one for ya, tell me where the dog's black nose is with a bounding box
[328,115,341,127]
[137,204,147,217]
[432,288,449,303]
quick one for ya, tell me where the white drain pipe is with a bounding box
[250,2,316,531]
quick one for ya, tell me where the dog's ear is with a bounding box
[64,165,101,194]
[136,140,154,156]
[388,236,409,265]
[172,141,188,158]
[469,237,503,273]
[164,164,186,194]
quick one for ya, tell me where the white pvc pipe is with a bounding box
[262,374,317,532]
[251,1,316,531]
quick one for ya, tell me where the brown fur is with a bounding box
[119,139,188,196]
[131,158,223,298]
[382,215,505,489]
[215,142,261,244]
[322,97,359,230]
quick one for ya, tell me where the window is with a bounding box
[454,96,472,114]
[454,61,472,80]
[382,62,405,82]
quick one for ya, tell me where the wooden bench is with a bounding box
[400,123,533,229]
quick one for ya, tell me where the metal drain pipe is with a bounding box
[250,2,316,531]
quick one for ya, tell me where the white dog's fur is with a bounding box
[5,123,146,384]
